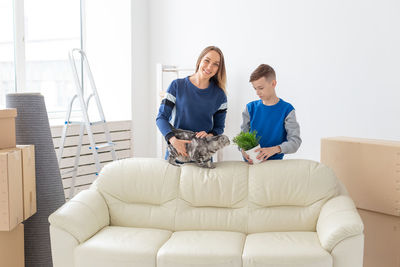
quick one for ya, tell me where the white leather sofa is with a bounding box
[49,158,364,267]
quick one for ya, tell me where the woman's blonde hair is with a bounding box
[195,46,227,94]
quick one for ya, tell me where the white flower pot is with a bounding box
[245,145,263,164]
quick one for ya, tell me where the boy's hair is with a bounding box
[249,64,276,82]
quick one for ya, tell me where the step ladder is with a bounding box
[58,48,116,199]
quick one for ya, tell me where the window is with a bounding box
[0,0,16,108]
[1,0,131,123]
[24,0,81,120]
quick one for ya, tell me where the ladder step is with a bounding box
[66,121,84,125]
[65,120,106,125]
[90,120,106,125]
[89,142,115,150]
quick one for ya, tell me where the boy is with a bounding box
[241,64,301,163]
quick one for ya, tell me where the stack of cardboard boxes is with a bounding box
[321,137,400,267]
[0,108,36,267]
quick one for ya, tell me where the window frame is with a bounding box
[9,0,84,121]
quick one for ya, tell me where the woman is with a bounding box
[156,46,227,158]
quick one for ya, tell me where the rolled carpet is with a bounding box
[7,93,65,267]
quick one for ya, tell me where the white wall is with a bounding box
[85,0,131,122]
[133,0,400,161]
[131,0,151,157]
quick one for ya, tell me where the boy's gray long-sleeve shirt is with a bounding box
[240,106,301,154]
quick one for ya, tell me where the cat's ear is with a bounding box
[207,135,219,140]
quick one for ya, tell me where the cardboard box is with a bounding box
[0,149,23,231]
[0,108,17,149]
[321,137,400,217]
[17,145,36,220]
[0,223,24,267]
[358,208,400,267]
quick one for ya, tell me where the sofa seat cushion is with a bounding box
[243,232,332,267]
[157,230,246,267]
[74,226,172,267]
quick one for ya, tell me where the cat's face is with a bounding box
[216,135,230,148]
[206,135,230,154]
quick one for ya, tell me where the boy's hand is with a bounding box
[241,150,253,164]
[170,136,191,157]
[196,131,213,138]
[255,146,281,161]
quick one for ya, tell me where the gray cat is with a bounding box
[167,128,230,168]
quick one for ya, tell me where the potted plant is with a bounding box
[233,130,262,163]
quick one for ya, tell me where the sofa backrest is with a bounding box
[95,158,338,233]
[247,159,338,233]
[175,161,249,232]
[95,158,180,230]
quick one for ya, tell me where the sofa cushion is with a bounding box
[96,158,180,230]
[179,161,248,207]
[242,232,332,267]
[248,160,338,232]
[97,158,180,205]
[157,231,246,267]
[74,226,172,267]
[175,161,248,232]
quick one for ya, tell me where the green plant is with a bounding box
[233,130,260,151]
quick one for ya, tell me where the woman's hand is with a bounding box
[170,136,191,157]
[196,131,213,138]
[241,150,253,164]
[255,146,281,161]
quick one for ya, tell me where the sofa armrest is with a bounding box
[48,189,110,243]
[317,195,364,252]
